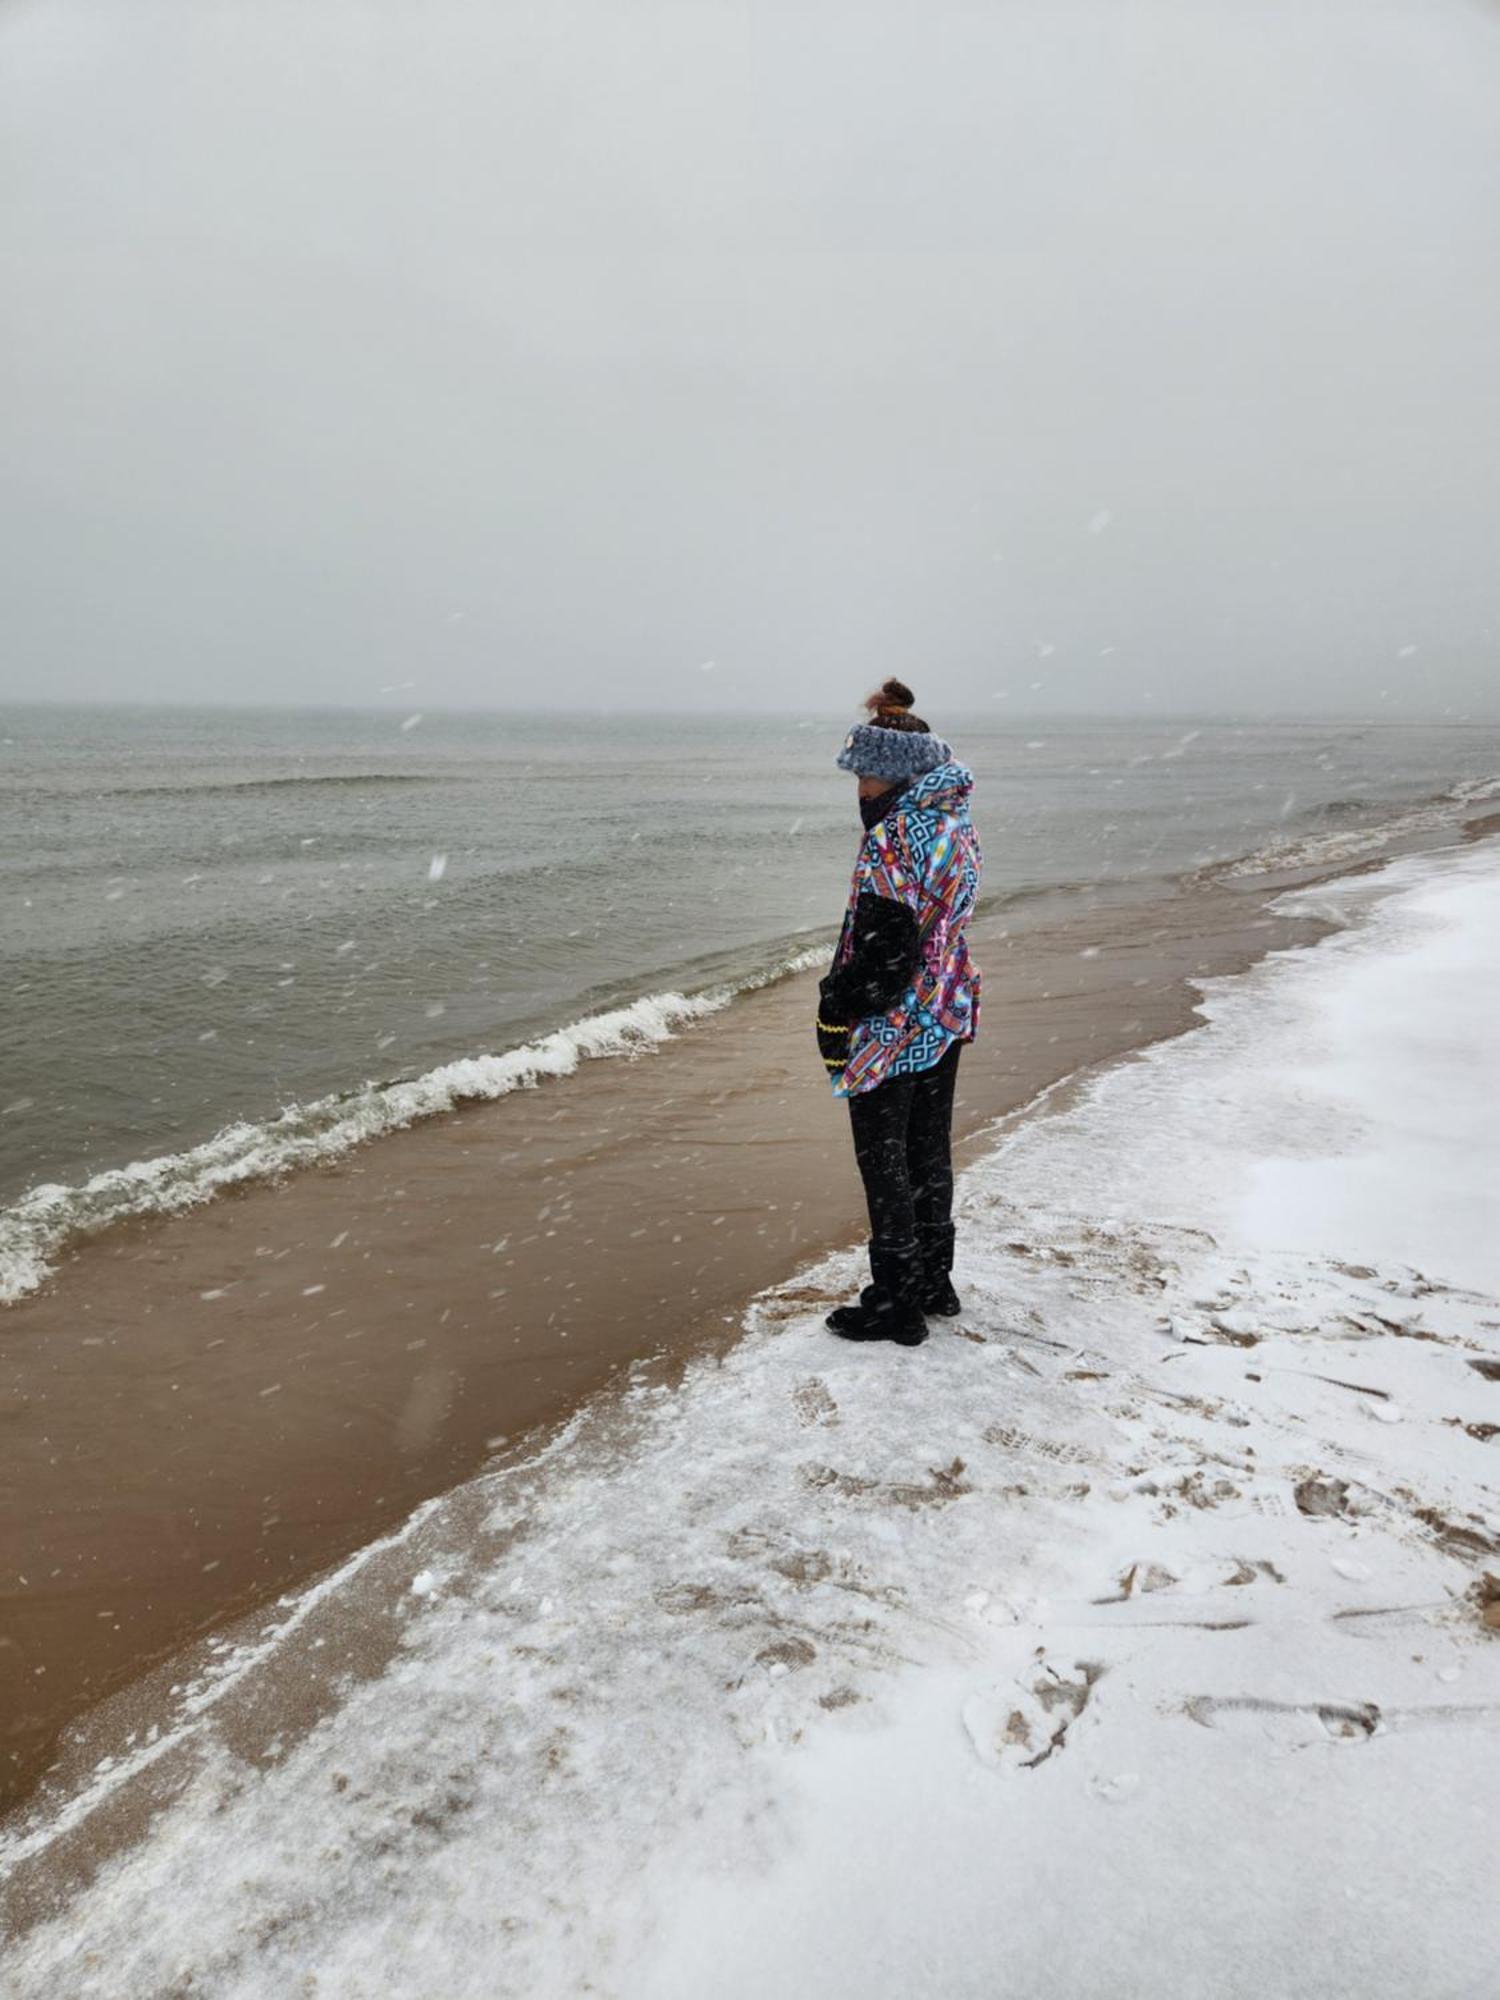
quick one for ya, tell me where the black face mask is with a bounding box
[858,782,908,831]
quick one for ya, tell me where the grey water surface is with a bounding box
[4,704,1498,1204]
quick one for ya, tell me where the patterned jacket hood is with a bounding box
[894,760,974,822]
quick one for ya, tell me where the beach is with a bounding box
[2,718,1499,1827]
[3,815,1498,1995]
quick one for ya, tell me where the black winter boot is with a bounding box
[827,1242,928,1346]
[917,1222,961,1317]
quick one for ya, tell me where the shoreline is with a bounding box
[7,764,1496,1286]
[2,797,1495,1831]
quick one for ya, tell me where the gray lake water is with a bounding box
[4,704,1498,1209]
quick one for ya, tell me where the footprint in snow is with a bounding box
[1183,1694,1380,1749]
[962,1657,1105,1773]
[791,1377,839,1429]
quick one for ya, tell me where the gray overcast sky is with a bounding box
[3,0,1498,717]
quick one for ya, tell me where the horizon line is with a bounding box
[3,697,1496,728]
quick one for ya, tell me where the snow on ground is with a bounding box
[5,842,1499,1999]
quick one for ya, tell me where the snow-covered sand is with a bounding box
[5,841,1499,1998]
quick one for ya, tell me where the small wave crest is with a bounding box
[1194,774,1500,884]
[99,773,440,800]
[0,946,825,1305]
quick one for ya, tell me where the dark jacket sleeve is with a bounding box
[819,893,922,1025]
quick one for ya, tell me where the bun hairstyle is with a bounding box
[864,677,930,734]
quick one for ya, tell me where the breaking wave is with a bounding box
[0,945,824,1305]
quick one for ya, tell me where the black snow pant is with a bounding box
[847,1040,961,1305]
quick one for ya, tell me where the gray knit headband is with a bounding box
[836,721,952,781]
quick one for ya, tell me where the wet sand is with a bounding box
[0,830,1479,1819]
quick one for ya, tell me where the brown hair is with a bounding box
[863,677,930,733]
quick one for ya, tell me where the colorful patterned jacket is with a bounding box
[817,761,982,1096]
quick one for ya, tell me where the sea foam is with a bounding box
[1208,773,1500,881]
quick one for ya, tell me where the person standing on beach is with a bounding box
[817,682,983,1345]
